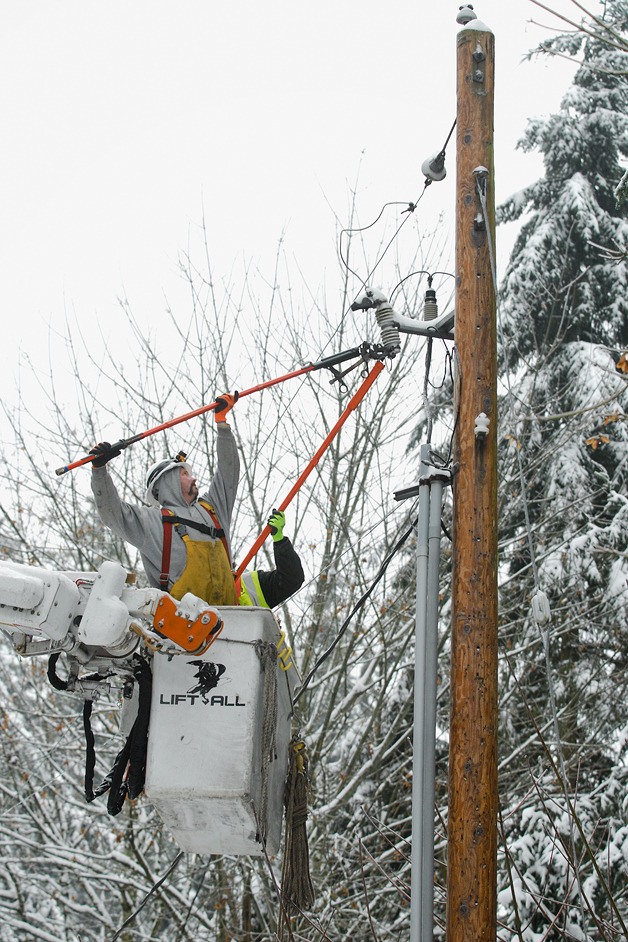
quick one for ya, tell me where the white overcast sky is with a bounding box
[1,0,579,403]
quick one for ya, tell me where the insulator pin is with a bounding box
[424,289,438,321]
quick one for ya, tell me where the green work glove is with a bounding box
[267,509,285,542]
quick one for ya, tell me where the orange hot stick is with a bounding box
[55,364,316,476]
[234,360,385,577]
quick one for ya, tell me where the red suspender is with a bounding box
[198,500,231,565]
[160,509,174,590]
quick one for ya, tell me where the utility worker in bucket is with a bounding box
[236,510,304,608]
[90,393,240,606]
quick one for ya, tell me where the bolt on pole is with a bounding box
[447,15,498,942]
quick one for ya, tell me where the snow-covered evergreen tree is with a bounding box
[497,3,628,938]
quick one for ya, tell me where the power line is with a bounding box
[294,517,417,704]
[108,851,184,941]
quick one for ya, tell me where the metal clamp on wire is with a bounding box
[316,341,387,389]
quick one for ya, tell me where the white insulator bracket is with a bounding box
[375,304,401,355]
[456,5,477,25]
[421,152,446,183]
[474,412,490,439]
[532,590,551,627]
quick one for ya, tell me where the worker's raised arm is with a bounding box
[203,393,240,537]
[90,444,150,550]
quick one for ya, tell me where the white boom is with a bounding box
[0,559,223,693]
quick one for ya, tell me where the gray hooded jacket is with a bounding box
[91,423,240,590]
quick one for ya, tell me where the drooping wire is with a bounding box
[432,342,455,393]
[293,517,417,704]
[109,851,184,941]
[339,201,415,284]
[389,269,455,307]
[388,269,432,305]
[358,195,426,289]
[444,346,460,467]
[338,190,429,301]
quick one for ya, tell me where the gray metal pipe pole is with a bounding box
[420,475,445,939]
[410,472,431,941]
[411,443,450,941]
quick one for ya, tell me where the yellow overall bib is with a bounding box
[163,500,237,606]
[169,535,237,606]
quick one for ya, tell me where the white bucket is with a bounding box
[144,606,298,856]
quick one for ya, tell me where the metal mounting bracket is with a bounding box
[394,444,451,501]
[390,307,455,342]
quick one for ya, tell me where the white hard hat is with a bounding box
[145,452,189,506]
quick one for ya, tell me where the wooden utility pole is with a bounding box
[447,15,498,942]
